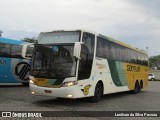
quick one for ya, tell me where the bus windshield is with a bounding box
[30,44,76,79]
[38,31,80,44]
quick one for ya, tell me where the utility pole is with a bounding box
[0,31,3,37]
[146,47,148,55]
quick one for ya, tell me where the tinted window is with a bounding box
[95,37,148,66]
[120,46,128,62]
[78,32,95,80]
[11,45,22,58]
[0,43,11,57]
[0,42,23,58]
[109,42,119,60]
[96,37,109,58]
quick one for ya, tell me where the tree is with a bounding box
[149,55,160,70]
[0,31,3,37]
[21,37,38,44]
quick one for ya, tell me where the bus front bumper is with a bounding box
[29,84,79,99]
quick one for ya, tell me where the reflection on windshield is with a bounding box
[31,44,76,78]
[38,31,80,44]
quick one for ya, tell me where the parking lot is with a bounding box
[0,81,160,120]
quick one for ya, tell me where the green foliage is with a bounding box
[0,31,3,37]
[149,55,160,69]
[21,37,38,44]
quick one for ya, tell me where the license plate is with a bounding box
[44,90,52,93]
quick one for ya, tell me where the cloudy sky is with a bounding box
[0,0,160,56]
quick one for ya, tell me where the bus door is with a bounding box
[77,32,95,96]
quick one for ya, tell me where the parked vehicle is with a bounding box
[0,37,33,85]
[29,30,148,102]
[148,73,155,81]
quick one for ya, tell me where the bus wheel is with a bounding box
[90,83,103,102]
[139,81,143,93]
[22,83,29,86]
[131,81,140,94]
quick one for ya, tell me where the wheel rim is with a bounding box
[95,87,101,99]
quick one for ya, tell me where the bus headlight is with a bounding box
[29,80,35,85]
[62,81,77,87]
[29,75,35,85]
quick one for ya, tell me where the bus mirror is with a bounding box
[21,43,34,59]
[73,42,84,59]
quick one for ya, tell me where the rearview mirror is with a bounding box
[73,42,84,59]
[21,43,34,59]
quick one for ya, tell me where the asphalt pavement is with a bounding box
[0,81,160,120]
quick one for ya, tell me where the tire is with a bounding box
[131,81,140,94]
[140,81,143,89]
[22,82,29,86]
[137,83,141,93]
[90,83,103,102]
[151,78,154,81]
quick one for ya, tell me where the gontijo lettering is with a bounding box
[127,65,140,72]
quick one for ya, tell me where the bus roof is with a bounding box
[38,29,147,55]
[0,37,23,45]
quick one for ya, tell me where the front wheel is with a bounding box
[90,83,103,102]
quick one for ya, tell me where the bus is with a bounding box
[0,37,33,85]
[29,30,148,102]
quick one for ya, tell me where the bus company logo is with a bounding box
[15,62,30,81]
[81,85,92,95]
[96,63,106,69]
[127,65,140,72]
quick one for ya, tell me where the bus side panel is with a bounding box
[73,58,129,98]
[0,57,31,83]
[10,58,31,83]
[123,63,148,90]
[0,57,9,82]
[90,58,148,95]
[93,58,129,95]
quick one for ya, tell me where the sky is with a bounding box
[0,0,160,56]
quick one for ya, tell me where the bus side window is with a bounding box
[96,38,103,58]
[96,37,109,59]
[11,45,22,58]
[0,43,11,57]
[109,42,117,60]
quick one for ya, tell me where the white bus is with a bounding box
[29,30,148,102]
